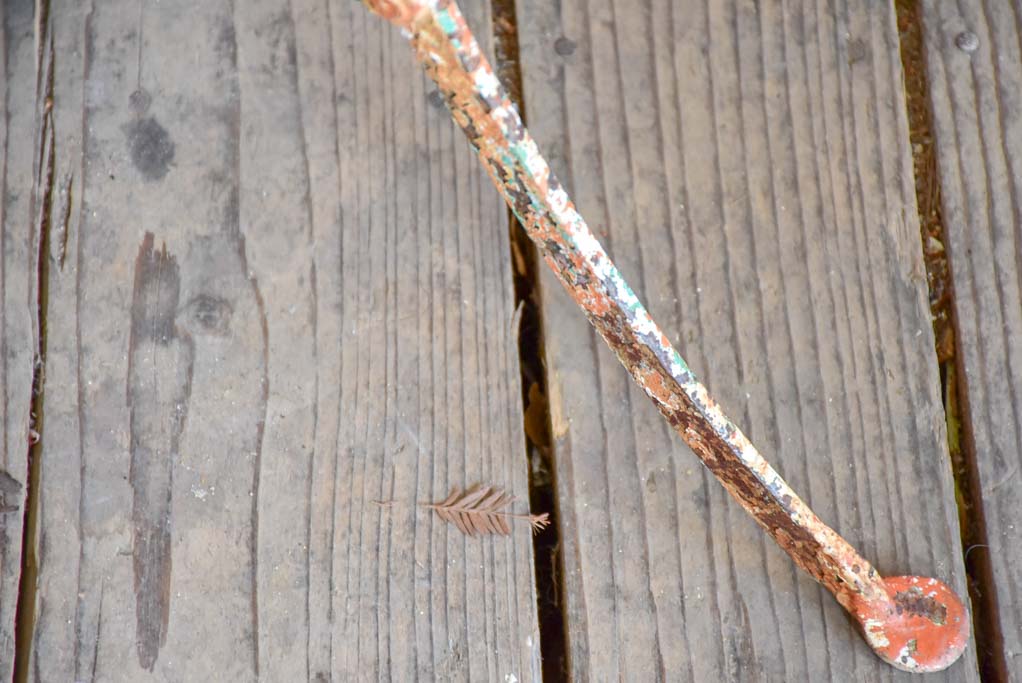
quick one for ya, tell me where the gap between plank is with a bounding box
[13,2,55,679]
[490,0,570,678]
[894,2,1006,679]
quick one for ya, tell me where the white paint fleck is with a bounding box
[863,618,890,648]
[896,642,918,669]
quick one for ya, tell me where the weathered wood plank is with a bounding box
[920,1,1022,676]
[29,0,539,680]
[0,0,41,676]
[517,0,976,679]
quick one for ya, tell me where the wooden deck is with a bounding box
[0,0,1016,680]
[921,1,1022,678]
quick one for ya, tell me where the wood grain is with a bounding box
[0,0,43,676]
[28,0,539,680]
[516,0,977,679]
[920,1,1022,676]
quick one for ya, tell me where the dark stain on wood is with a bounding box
[0,471,21,556]
[181,293,233,337]
[129,88,152,116]
[0,471,21,497]
[0,471,21,514]
[127,232,193,671]
[123,116,175,182]
[553,36,576,57]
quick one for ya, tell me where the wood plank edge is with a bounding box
[893,1,1005,679]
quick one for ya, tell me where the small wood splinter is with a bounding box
[362,0,970,672]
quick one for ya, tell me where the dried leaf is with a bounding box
[423,485,548,537]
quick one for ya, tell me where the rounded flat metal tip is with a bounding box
[853,576,970,673]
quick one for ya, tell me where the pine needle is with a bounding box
[423,485,550,536]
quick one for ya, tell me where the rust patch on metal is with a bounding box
[361,0,970,672]
[895,587,948,625]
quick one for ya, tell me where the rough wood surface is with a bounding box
[920,1,1022,676]
[0,0,42,676]
[28,0,539,680]
[517,0,977,679]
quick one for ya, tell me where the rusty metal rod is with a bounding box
[362,0,969,672]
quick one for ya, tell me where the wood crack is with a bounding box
[13,7,55,680]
